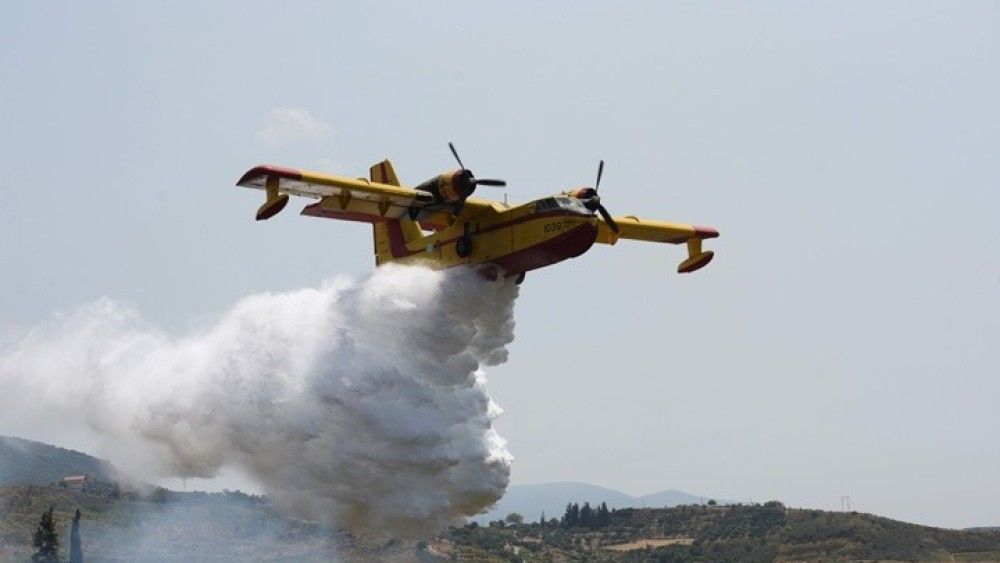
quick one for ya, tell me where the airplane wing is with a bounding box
[236,164,434,220]
[596,215,719,273]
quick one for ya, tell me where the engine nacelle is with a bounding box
[413,170,476,204]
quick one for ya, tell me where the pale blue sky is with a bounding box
[2,2,998,528]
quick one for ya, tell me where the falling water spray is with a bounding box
[0,265,517,536]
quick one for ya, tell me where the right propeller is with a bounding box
[588,160,619,233]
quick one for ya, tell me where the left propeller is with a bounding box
[449,142,507,189]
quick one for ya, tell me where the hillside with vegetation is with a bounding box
[434,501,1000,562]
[2,436,999,561]
[476,482,712,525]
[4,485,1000,562]
[0,436,120,486]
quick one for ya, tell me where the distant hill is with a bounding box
[0,436,120,486]
[477,481,716,523]
[637,489,715,508]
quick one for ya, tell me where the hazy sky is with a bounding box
[2,2,998,529]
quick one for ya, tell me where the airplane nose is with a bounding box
[457,169,476,198]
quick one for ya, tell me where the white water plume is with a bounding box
[0,265,517,536]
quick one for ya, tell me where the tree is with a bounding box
[538,511,546,526]
[707,499,717,506]
[504,512,524,525]
[69,509,83,563]
[149,487,168,503]
[562,503,580,528]
[598,502,610,527]
[32,506,59,563]
[580,502,593,528]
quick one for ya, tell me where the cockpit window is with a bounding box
[535,196,591,215]
[555,197,590,214]
[535,197,559,211]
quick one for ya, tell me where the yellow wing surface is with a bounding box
[596,216,719,273]
[236,162,435,221]
[235,162,500,226]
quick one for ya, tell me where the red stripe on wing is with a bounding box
[693,225,719,239]
[236,164,304,186]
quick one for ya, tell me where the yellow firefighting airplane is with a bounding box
[236,143,718,283]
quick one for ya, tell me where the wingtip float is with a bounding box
[235,144,719,283]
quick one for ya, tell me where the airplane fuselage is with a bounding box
[303,192,600,277]
[384,201,598,276]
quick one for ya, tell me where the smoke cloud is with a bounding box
[0,265,517,536]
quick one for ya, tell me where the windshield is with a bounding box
[554,196,591,215]
[535,196,592,215]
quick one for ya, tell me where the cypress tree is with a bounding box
[69,509,83,563]
[580,502,593,528]
[598,502,610,527]
[31,506,59,563]
[562,502,581,528]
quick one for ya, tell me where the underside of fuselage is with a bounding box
[488,218,597,275]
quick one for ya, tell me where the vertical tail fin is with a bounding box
[370,159,402,186]
[373,221,424,265]
[369,159,423,264]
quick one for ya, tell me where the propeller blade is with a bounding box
[597,204,619,233]
[595,160,605,192]
[475,178,507,187]
[448,142,465,170]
